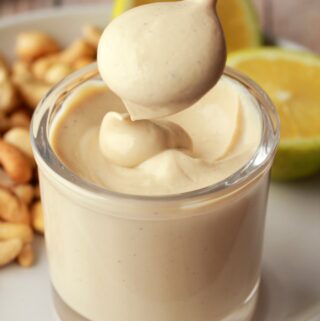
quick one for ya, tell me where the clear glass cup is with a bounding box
[31,64,280,321]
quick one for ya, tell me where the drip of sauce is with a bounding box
[99,112,192,167]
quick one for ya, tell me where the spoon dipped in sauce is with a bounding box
[98,0,226,120]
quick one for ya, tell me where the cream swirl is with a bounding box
[99,112,192,167]
[50,76,262,195]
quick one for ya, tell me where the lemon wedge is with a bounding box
[217,0,261,52]
[228,48,320,180]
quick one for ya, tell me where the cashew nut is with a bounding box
[0,56,20,112]
[9,110,31,129]
[82,25,102,49]
[44,62,74,84]
[17,243,34,267]
[31,54,59,80]
[14,77,51,109]
[31,201,44,234]
[0,169,16,189]
[12,60,51,109]
[12,60,32,79]
[0,140,33,184]
[12,184,34,205]
[0,79,19,113]
[4,127,34,161]
[0,188,30,224]
[0,238,23,267]
[0,54,10,82]
[16,31,60,61]
[0,222,33,243]
[60,39,96,63]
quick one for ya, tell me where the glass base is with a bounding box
[52,287,87,321]
[220,282,259,321]
[52,282,259,321]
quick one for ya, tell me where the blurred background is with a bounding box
[1,0,320,53]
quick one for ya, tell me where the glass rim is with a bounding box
[31,63,280,204]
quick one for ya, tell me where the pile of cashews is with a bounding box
[0,25,103,268]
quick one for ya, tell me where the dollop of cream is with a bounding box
[97,0,226,120]
[99,112,192,167]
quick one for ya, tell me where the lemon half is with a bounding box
[228,48,320,180]
[217,0,261,52]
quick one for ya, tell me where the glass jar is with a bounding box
[31,64,280,321]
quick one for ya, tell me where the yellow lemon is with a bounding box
[228,48,320,180]
[112,0,173,17]
[112,0,262,52]
[217,0,261,52]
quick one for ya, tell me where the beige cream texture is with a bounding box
[41,164,268,321]
[50,76,261,196]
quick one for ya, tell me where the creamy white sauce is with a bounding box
[50,76,261,195]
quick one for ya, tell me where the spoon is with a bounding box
[98,0,226,120]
